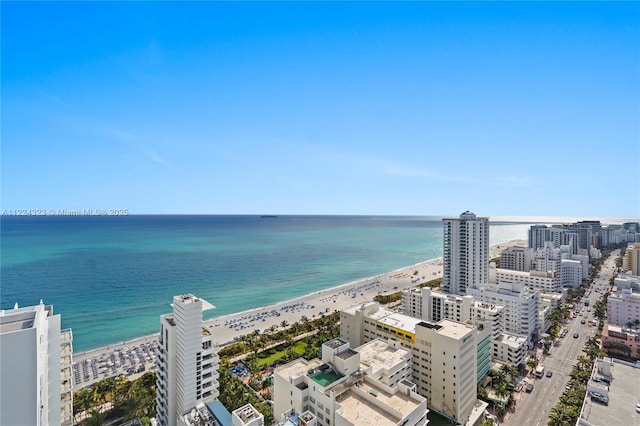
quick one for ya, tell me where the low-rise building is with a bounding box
[601,324,640,361]
[492,334,528,368]
[607,286,640,328]
[232,404,264,426]
[539,293,563,310]
[273,338,428,426]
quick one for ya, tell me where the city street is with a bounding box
[504,250,620,426]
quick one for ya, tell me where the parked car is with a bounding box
[573,333,579,338]
[526,383,534,393]
[546,370,553,377]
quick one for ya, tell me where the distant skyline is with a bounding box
[2,2,639,217]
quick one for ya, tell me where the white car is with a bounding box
[636,402,640,413]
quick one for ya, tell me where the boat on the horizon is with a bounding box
[260,215,278,218]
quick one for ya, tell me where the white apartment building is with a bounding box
[472,303,528,368]
[467,282,539,346]
[490,264,560,293]
[540,293,564,310]
[442,211,490,295]
[156,294,220,426]
[0,301,73,426]
[340,302,477,424]
[614,273,640,291]
[528,225,578,253]
[607,288,640,328]
[560,259,582,288]
[472,302,504,341]
[538,304,551,335]
[492,334,528,368]
[499,246,532,272]
[402,287,474,324]
[602,225,640,246]
[273,338,428,426]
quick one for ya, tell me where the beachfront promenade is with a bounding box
[72,239,525,389]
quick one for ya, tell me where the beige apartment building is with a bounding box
[340,302,477,424]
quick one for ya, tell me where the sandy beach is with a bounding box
[72,239,526,388]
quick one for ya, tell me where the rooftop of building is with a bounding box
[309,363,344,387]
[275,358,322,383]
[373,311,423,334]
[275,411,315,426]
[432,319,475,339]
[335,380,424,426]
[180,401,231,426]
[232,404,263,425]
[0,316,34,334]
[580,358,640,426]
[173,294,216,311]
[604,323,640,336]
[357,339,410,375]
[342,301,378,316]
[472,301,503,313]
[325,338,348,349]
[0,303,52,334]
[496,333,527,348]
[335,348,358,360]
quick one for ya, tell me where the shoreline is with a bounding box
[72,239,526,379]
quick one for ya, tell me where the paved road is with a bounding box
[504,250,620,426]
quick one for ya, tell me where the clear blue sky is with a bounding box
[2,2,639,216]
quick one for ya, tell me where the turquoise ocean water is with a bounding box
[0,215,611,352]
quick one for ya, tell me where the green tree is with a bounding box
[85,408,106,426]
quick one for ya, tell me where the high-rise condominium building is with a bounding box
[0,301,73,426]
[156,294,220,426]
[442,211,489,295]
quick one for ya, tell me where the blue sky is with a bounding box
[2,2,639,216]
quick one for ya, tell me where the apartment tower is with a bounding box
[156,294,220,426]
[0,301,73,426]
[442,211,490,295]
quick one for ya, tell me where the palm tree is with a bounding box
[113,375,130,409]
[499,364,518,383]
[73,388,93,424]
[494,383,510,404]
[280,320,289,329]
[86,408,106,426]
[576,356,592,371]
[548,406,568,426]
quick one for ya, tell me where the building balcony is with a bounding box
[61,329,73,344]
[61,354,72,367]
[60,407,73,425]
[60,343,72,356]
[61,379,72,393]
[61,367,72,381]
